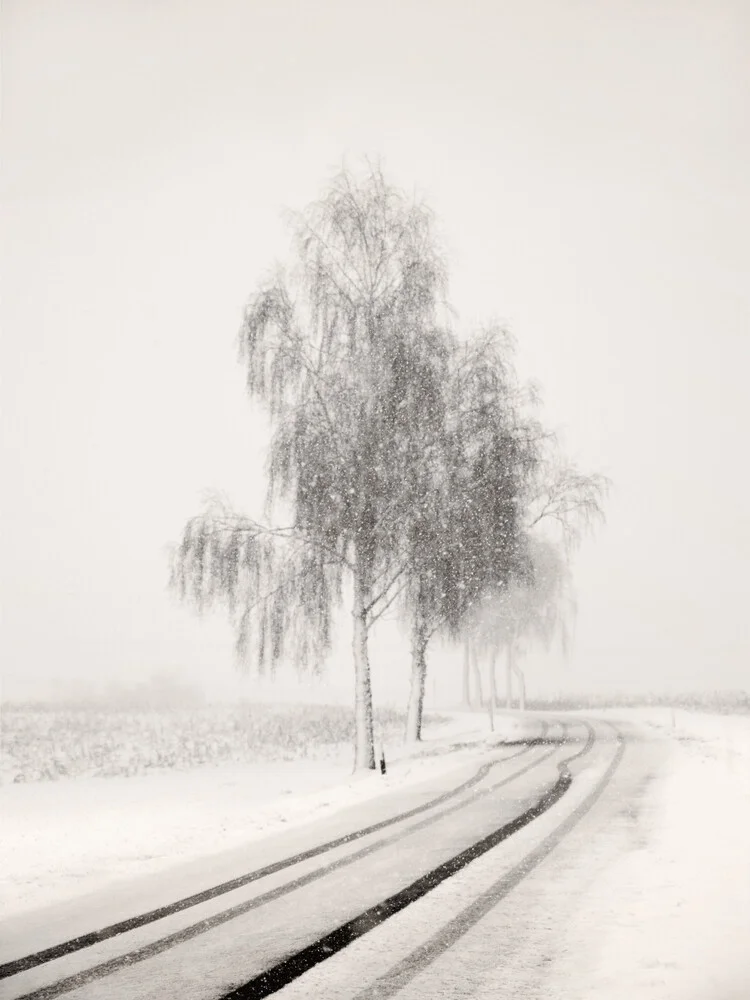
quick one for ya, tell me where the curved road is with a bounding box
[0,717,645,1000]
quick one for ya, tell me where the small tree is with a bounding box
[172,164,453,770]
[400,329,540,741]
[493,538,575,710]
[464,453,608,709]
[526,457,610,552]
[512,454,609,706]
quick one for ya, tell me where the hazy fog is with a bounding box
[2,0,748,706]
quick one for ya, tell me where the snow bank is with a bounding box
[558,708,750,999]
[0,710,530,918]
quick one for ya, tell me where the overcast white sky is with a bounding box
[2,0,749,706]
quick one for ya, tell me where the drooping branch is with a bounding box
[170,499,344,674]
[527,460,610,551]
[173,162,462,768]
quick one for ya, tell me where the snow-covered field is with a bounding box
[3,702,748,1000]
[0,702,433,783]
[556,708,750,1000]
[0,710,527,918]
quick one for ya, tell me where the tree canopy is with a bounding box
[173,165,460,767]
[171,162,609,764]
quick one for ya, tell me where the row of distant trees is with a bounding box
[171,163,607,770]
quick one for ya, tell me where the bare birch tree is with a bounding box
[399,329,540,741]
[465,451,608,710]
[171,164,453,770]
[491,538,575,710]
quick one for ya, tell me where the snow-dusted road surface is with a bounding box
[1,710,748,1000]
[0,712,530,919]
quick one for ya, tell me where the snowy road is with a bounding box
[2,712,748,1000]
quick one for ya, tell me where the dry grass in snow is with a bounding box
[0,702,450,784]
[0,708,528,917]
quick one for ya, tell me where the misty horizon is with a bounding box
[2,0,748,706]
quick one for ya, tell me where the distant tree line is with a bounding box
[171,163,607,770]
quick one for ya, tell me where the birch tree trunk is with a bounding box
[461,637,471,707]
[352,567,376,770]
[471,646,484,709]
[505,641,514,710]
[512,659,526,712]
[405,587,430,742]
[490,648,501,708]
[405,638,428,743]
[488,650,498,732]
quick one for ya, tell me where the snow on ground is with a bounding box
[556,708,750,1000]
[4,703,747,996]
[0,710,528,919]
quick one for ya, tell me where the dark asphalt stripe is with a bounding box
[216,723,595,1000]
[353,728,625,1000]
[219,723,600,1000]
[221,765,584,997]
[1,721,550,980]
[9,730,570,1000]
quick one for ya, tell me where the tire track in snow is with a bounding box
[5,723,568,998]
[351,721,625,1000]
[214,722,602,1000]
